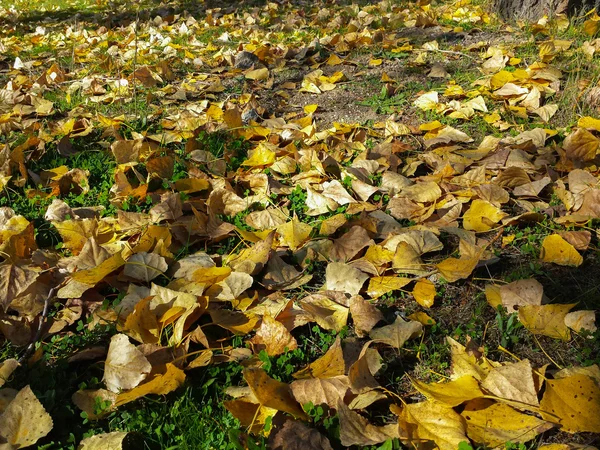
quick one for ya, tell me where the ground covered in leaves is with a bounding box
[0,0,599,448]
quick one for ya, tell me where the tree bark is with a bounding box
[494,0,596,22]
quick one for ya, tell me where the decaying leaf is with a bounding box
[540,374,600,432]
[0,385,53,448]
[103,334,152,393]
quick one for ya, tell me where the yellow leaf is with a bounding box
[462,399,554,447]
[563,128,600,162]
[245,67,269,81]
[103,334,151,393]
[78,431,129,450]
[413,91,439,111]
[369,316,422,349]
[366,276,411,299]
[540,374,600,432]
[413,279,436,307]
[303,104,318,114]
[436,255,480,282]
[399,400,468,450]
[242,143,276,167]
[577,116,600,132]
[412,375,484,407]
[369,58,383,66]
[277,216,312,250]
[540,234,583,267]
[294,336,345,379]
[407,311,436,326]
[115,364,186,407]
[250,314,297,356]
[71,252,126,284]
[463,199,506,232]
[518,303,575,340]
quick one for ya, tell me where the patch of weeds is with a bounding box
[504,261,546,282]
[495,306,524,349]
[195,130,249,173]
[407,320,453,381]
[288,185,308,218]
[357,81,426,114]
[210,235,244,256]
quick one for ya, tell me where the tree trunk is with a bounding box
[494,0,597,22]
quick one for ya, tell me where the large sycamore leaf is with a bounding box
[114,363,185,407]
[250,314,297,356]
[518,303,575,340]
[369,317,422,349]
[540,374,600,432]
[337,400,399,447]
[124,252,168,282]
[0,386,53,448]
[411,375,484,407]
[244,368,308,420]
[540,234,583,267]
[0,263,38,311]
[398,400,468,450]
[462,399,554,447]
[293,336,345,379]
[290,376,349,409]
[481,359,539,408]
[103,334,151,393]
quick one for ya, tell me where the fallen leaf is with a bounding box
[462,399,554,447]
[103,334,151,393]
[519,303,575,340]
[369,317,422,348]
[540,235,583,267]
[540,374,600,432]
[0,385,53,448]
[412,279,436,308]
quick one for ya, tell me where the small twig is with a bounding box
[18,287,57,365]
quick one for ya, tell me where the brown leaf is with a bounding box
[290,376,349,409]
[369,317,422,349]
[244,368,308,420]
[563,128,600,161]
[349,295,384,337]
[269,418,334,450]
[329,226,374,262]
[0,263,38,311]
[337,400,399,447]
[251,314,298,356]
[293,337,345,379]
